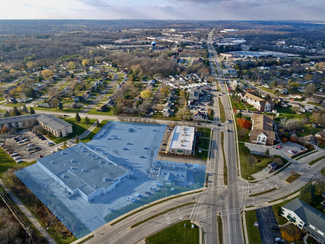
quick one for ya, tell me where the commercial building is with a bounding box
[281,198,325,244]
[0,113,73,137]
[249,114,275,145]
[159,163,188,186]
[37,143,129,202]
[240,92,274,112]
[168,126,195,155]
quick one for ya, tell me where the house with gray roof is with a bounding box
[281,198,325,243]
[0,114,72,137]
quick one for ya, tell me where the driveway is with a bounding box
[255,206,282,244]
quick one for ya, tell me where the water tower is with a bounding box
[151,41,157,52]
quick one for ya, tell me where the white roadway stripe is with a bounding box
[190,191,206,219]
[196,207,241,221]
[193,192,207,220]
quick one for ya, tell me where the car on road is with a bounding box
[275,237,285,243]
[271,226,280,230]
[273,146,278,149]
[227,129,230,132]
[197,123,201,125]
[56,147,62,151]
[277,145,282,149]
[140,156,145,158]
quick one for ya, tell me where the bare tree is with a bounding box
[304,84,316,96]
[4,139,17,152]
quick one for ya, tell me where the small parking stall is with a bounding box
[4,130,58,163]
[255,206,283,244]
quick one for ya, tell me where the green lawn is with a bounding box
[34,106,82,113]
[51,118,96,144]
[275,107,300,121]
[0,148,36,177]
[216,81,221,91]
[239,143,288,180]
[146,220,199,244]
[245,210,262,244]
[296,126,321,137]
[230,97,246,110]
[81,120,110,143]
[258,86,274,94]
[88,107,114,116]
[218,97,226,123]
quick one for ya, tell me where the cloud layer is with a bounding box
[0,0,324,20]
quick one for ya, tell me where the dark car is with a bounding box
[227,129,230,132]
[27,148,35,151]
[145,192,151,195]
[218,124,221,126]
[271,226,280,230]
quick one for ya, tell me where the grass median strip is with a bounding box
[250,188,277,197]
[285,173,301,183]
[110,190,203,226]
[309,155,325,166]
[218,216,223,244]
[216,80,221,91]
[218,97,225,123]
[130,202,195,228]
[221,131,227,186]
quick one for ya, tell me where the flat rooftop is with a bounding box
[37,143,128,192]
[169,126,195,151]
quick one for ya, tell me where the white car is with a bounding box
[47,142,54,145]
[11,153,19,157]
[28,143,35,147]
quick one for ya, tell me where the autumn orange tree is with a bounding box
[237,118,251,129]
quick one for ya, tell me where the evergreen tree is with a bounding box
[58,102,63,110]
[29,107,35,114]
[84,116,90,125]
[96,119,100,127]
[4,110,10,117]
[75,112,81,123]
[13,106,20,116]
[75,134,79,144]
[22,105,29,113]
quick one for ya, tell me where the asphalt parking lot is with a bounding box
[5,130,58,163]
[255,206,282,244]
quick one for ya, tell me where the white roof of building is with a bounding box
[169,126,195,151]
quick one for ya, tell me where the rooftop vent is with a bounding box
[50,161,54,164]
[62,174,66,178]
[103,177,108,181]
[64,164,67,166]
[92,170,95,172]
[70,159,74,163]
[81,169,85,172]
[87,153,91,156]
[61,152,64,155]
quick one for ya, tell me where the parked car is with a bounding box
[16,160,24,164]
[27,148,35,151]
[271,226,280,230]
[277,145,282,149]
[14,156,22,160]
[47,142,54,145]
[28,143,34,147]
[39,155,43,158]
[145,191,152,195]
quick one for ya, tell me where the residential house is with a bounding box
[281,198,325,244]
[240,92,274,112]
[188,88,204,105]
[249,114,275,145]
[288,94,303,99]
[267,162,278,171]
[192,111,206,120]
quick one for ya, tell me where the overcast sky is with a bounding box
[1,0,325,20]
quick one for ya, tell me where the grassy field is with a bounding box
[0,148,35,177]
[245,210,262,244]
[81,120,110,143]
[195,128,211,160]
[51,118,96,144]
[146,220,199,244]
[218,97,226,123]
[258,86,274,94]
[88,107,114,116]
[230,97,246,110]
[239,143,288,180]
[275,107,301,121]
[34,106,82,113]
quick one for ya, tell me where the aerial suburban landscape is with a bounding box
[0,4,325,244]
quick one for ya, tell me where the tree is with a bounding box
[58,102,63,110]
[0,125,8,133]
[4,110,10,117]
[82,59,89,67]
[274,157,284,167]
[22,105,29,113]
[300,184,315,204]
[68,61,76,70]
[41,70,54,80]
[75,135,79,144]
[235,112,242,118]
[49,98,59,108]
[304,84,316,96]
[241,146,250,155]
[75,112,81,123]
[9,88,17,97]
[237,118,251,129]
[140,89,151,99]
[84,116,90,125]
[63,141,67,149]
[96,119,100,127]
[13,106,20,116]
[29,107,35,114]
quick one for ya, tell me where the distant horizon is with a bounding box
[1,0,324,21]
[0,19,323,22]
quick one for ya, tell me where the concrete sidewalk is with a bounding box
[0,179,57,244]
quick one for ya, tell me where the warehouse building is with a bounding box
[168,126,195,155]
[37,143,129,202]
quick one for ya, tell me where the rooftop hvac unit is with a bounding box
[70,159,74,163]
[81,169,85,172]
[50,161,54,164]
[64,164,67,166]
